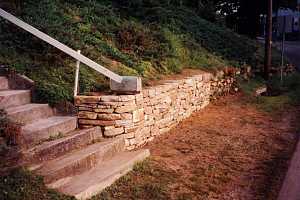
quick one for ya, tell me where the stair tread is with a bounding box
[58,149,150,199]
[6,103,50,114]
[0,89,30,96]
[28,128,102,154]
[6,103,53,124]
[0,89,31,109]
[22,116,76,133]
[23,127,103,164]
[37,137,124,175]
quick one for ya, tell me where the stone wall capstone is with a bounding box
[75,71,236,150]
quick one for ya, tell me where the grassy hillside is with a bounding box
[0,0,280,105]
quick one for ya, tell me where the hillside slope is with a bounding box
[0,0,280,104]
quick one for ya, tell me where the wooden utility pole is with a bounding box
[264,0,273,80]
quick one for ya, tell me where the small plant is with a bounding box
[44,132,64,142]
[239,72,300,113]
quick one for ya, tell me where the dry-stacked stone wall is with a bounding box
[75,72,236,150]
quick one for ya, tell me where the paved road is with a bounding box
[276,41,300,71]
[277,128,300,200]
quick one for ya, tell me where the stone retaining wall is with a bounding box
[75,71,236,150]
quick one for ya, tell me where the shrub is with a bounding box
[0,0,284,105]
[34,82,72,106]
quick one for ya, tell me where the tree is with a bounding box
[115,0,297,37]
[205,0,297,37]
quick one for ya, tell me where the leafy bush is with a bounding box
[0,0,283,104]
[34,82,72,106]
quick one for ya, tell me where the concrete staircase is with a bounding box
[0,76,150,200]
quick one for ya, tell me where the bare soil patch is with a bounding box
[97,93,299,200]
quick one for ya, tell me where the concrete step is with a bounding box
[21,116,77,146]
[56,149,150,200]
[36,137,125,185]
[0,76,9,90]
[0,90,31,109]
[24,127,103,163]
[6,103,54,124]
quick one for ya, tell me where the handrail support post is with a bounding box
[74,50,81,97]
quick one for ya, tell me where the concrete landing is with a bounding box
[277,136,300,200]
[57,149,150,200]
[36,137,125,184]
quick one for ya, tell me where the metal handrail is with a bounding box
[0,8,123,84]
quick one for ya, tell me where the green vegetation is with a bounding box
[94,159,175,200]
[0,168,75,200]
[0,159,174,200]
[239,72,300,112]
[0,0,281,105]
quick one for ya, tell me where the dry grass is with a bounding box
[1,94,299,200]
[94,94,299,200]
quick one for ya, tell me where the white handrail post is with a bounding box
[74,50,81,97]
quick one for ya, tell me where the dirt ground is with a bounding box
[98,93,300,200]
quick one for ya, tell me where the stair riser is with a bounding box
[22,118,77,147]
[43,139,125,184]
[8,105,54,124]
[26,128,103,163]
[0,91,31,109]
[0,77,9,90]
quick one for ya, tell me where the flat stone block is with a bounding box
[98,114,121,121]
[141,126,151,137]
[144,106,153,115]
[120,113,133,120]
[78,119,116,126]
[142,90,149,98]
[133,108,144,123]
[148,89,156,97]
[110,76,142,94]
[75,96,101,105]
[124,125,140,133]
[94,108,114,113]
[120,95,136,102]
[150,126,160,136]
[78,111,98,120]
[100,96,120,102]
[124,132,135,139]
[115,104,137,113]
[78,107,93,112]
[115,120,133,127]
[104,127,124,137]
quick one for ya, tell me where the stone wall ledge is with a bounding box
[75,70,237,149]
